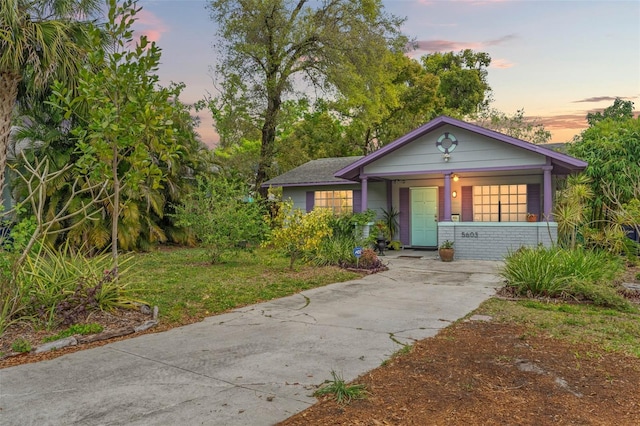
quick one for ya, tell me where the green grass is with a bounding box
[314,370,368,404]
[43,323,104,342]
[478,298,640,358]
[124,247,361,325]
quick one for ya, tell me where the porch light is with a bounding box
[453,174,459,182]
[452,190,458,198]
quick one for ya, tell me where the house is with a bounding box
[263,116,587,260]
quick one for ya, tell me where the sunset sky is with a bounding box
[134,0,640,148]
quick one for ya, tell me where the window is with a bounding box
[314,190,353,214]
[473,185,527,222]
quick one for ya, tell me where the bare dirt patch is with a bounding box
[280,320,640,425]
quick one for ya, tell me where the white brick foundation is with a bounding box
[438,222,557,260]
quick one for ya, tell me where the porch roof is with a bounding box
[335,116,587,181]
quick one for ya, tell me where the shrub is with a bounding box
[265,203,333,269]
[19,243,144,328]
[501,246,628,309]
[313,234,358,266]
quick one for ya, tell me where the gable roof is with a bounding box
[335,116,587,180]
[263,156,363,187]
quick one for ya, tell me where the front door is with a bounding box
[411,187,438,247]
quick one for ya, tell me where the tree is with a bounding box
[208,0,407,195]
[569,115,640,226]
[586,98,634,126]
[421,49,492,116]
[473,108,551,144]
[0,0,100,195]
[52,0,186,269]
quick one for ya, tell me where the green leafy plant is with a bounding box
[43,323,104,343]
[11,338,32,353]
[382,207,399,240]
[501,246,628,309]
[439,240,454,249]
[173,176,268,264]
[314,370,367,405]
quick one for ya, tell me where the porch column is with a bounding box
[361,176,368,212]
[443,172,452,221]
[543,165,553,220]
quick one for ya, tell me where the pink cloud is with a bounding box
[490,58,514,69]
[133,9,169,43]
[411,34,517,55]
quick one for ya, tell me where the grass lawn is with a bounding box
[124,247,361,325]
[477,298,640,358]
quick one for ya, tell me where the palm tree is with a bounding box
[0,0,100,193]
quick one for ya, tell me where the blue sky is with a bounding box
[135,0,640,147]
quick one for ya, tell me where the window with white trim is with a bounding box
[314,190,353,214]
[473,185,527,222]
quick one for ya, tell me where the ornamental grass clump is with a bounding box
[501,246,628,310]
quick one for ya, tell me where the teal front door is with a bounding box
[411,187,438,247]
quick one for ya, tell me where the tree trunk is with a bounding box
[256,94,281,198]
[111,141,119,275]
[0,72,21,197]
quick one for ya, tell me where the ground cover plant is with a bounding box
[501,246,628,309]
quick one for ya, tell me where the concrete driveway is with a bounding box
[0,252,503,425]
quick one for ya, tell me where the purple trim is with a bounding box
[361,178,368,211]
[543,165,553,220]
[527,184,541,220]
[438,186,444,221]
[353,189,362,213]
[351,164,547,180]
[443,173,451,221]
[461,186,473,221]
[399,188,410,246]
[305,191,314,213]
[335,116,587,180]
[264,180,355,188]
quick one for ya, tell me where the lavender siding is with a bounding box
[399,188,410,246]
[461,186,473,221]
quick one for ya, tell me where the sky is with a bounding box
[133,0,640,148]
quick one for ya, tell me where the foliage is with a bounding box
[19,242,142,328]
[501,246,628,310]
[0,0,100,192]
[554,174,593,249]
[314,370,367,405]
[49,0,210,263]
[11,337,31,353]
[123,247,359,324]
[569,114,640,225]
[472,108,551,144]
[586,98,634,126]
[207,0,407,193]
[172,176,268,264]
[265,202,333,269]
[313,234,358,267]
[43,323,103,343]
[382,207,400,240]
[357,248,384,270]
[421,49,492,116]
[439,240,454,249]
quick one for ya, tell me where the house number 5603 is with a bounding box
[461,232,478,238]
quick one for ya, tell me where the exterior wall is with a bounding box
[282,182,387,217]
[363,124,546,176]
[437,222,557,260]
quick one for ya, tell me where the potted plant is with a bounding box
[526,213,538,222]
[438,240,454,262]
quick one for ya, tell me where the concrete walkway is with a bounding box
[0,251,503,426]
